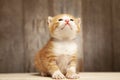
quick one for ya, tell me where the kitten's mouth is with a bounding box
[61,24,72,30]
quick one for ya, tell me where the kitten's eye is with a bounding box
[58,19,63,21]
[70,19,74,21]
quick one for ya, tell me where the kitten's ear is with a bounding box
[48,16,53,25]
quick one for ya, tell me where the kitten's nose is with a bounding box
[65,20,69,24]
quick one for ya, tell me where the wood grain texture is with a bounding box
[0,0,24,72]
[23,0,50,72]
[53,0,81,16]
[112,0,120,71]
[82,0,113,71]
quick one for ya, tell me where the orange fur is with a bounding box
[34,14,81,79]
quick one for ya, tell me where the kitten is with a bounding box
[34,14,81,79]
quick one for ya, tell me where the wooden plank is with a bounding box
[0,0,24,72]
[53,0,81,16]
[23,0,50,72]
[0,73,120,80]
[81,0,113,71]
[112,0,120,71]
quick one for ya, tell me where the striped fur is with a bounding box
[34,14,81,79]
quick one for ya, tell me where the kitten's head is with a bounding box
[48,14,81,40]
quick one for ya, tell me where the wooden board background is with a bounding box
[82,0,113,71]
[112,0,120,71]
[0,0,24,72]
[0,0,120,72]
[81,0,120,71]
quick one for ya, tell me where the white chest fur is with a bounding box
[52,40,77,56]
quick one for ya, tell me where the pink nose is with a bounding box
[65,20,69,24]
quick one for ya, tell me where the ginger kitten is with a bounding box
[34,14,81,79]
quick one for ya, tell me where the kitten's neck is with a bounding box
[51,37,76,42]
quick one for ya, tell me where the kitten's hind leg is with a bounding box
[40,72,48,77]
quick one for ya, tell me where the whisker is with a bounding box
[61,24,66,30]
[69,25,73,30]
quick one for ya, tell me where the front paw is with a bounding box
[66,72,80,79]
[52,70,65,79]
